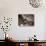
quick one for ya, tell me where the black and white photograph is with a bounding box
[18,14,34,26]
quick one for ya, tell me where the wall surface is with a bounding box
[0,0,46,40]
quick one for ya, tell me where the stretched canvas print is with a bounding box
[18,14,34,26]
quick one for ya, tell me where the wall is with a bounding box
[0,0,46,40]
